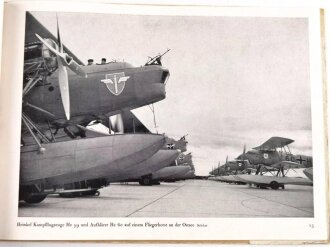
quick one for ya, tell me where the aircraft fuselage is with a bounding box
[24,62,168,127]
[237,150,297,166]
[19,134,165,201]
[163,137,188,152]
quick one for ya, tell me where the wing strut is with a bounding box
[23,76,43,96]
[22,113,51,152]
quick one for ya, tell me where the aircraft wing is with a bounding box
[271,161,301,170]
[25,12,84,65]
[253,136,294,150]
[120,110,152,134]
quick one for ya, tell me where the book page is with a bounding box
[0,0,328,242]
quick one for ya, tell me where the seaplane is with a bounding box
[234,137,313,189]
[110,110,195,185]
[210,157,253,175]
[160,152,196,182]
[209,157,252,184]
[20,12,171,203]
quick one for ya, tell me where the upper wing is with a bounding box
[25,12,84,65]
[253,136,294,150]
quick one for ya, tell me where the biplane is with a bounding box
[209,137,313,189]
[236,136,306,176]
[210,156,255,177]
[20,12,171,203]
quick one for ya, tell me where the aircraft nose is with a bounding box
[177,141,188,152]
[135,66,167,103]
[154,149,180,168]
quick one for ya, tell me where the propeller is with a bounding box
[35,33,87,78]
[35,17,87,120]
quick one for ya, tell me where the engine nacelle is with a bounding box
[24,39,58,74]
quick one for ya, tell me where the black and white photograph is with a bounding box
[0,0,328,242]
[18,10,315,218]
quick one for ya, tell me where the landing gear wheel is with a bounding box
[270,181,279,190]
[24,194,47,204]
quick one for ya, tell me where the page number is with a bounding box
[309,224,314,229]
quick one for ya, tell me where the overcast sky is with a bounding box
[32,12,312,175]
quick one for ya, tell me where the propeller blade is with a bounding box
[226,155,228,164]
[57,58,70,120]
[66,59,88,78]
[35,33,87,78]
[35,17,88,121]
[243,144,246,154]
[57,20,87,78]
[56,14,63,53]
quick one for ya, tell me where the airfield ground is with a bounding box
[18,179,313,217]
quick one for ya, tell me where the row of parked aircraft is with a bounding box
[20,12,194,204]
[209,136,313,189]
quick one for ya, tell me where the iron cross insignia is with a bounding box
[166,143,175,149]
[101,72,130,96]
